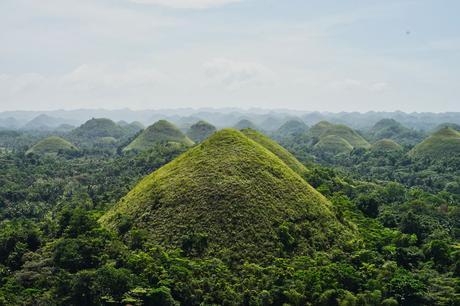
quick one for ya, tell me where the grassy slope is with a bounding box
[371,139,403,152]
[26,136,77,155]
[314,135,353,155]
[101,129,352,262]
[320,124,370,149]
[124,120,194,152]
[241,128,310,176]
[71,118,124,139]
[409,127,460,159]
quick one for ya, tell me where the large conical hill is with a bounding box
[409,127,460,159]
[101,129,352,262]
[26,136,78,155]
[71,118,124,139]
[123,120,194,152]
[320,124,370,149]
[371,139,403,153]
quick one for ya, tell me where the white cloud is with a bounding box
[203,58,275,90]
[129,0,242,9]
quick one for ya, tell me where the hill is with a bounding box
[274,119,309,138]
[241,128,310,176]
[233,119,257,130]
[123,120,194,152]
[371,139,403,153]
[186,120,217,143]
[308,121,334,138]
[71,118,124,139]
[26,136,77,155]
[316,123,370,149]
[314,135,353,155]
[433,122,460,133]
[101,129,351,262]
[368,118,424,145]
[409,127,460,159]
[22,114,73,131]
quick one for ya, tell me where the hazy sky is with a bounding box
[1,0,459,112]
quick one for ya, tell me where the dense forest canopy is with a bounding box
[0,112,459,305]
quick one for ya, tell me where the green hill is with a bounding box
[241,128,310,176]
[101,129,352,262]
[369,118,424,145]
[186,120,217,143]
[409,127,460,159]
[371,139,403,152]
[275,119,308,138]
[318,124,370,149]
[123,120,194,152]
[433,122,460,133]
[233,119,257,130]
[314,135,353,155]
[26,136,77,155]
[71,118,124,139]
[308,121,334,138]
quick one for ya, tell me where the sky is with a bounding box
[0,0,459,112]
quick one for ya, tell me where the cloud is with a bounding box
[129,0,242,9]
[203,58,275,89]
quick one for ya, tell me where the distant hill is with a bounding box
[433,122,460,133]
[26,136,77,155]
[22,114,75,131]
[101,129,351,262]
[123,120,194,152]
[371,139,403,153]
[314,135,353,155]
[186,120,217,143]
[409,127,460,159]
[308,121,334,138]
[368,118,425,145]
[274,119,309,138]
[0,117,21,129]
[308,121,370,149]
[71,118,125,139]
[233,119,257,130]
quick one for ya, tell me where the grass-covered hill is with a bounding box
[186,120,217,143]
[274,119,309,138]
[308,120,334,138]
[409,127,460,159]
[123,120,194,152]
[308,121,370,149]
[368,118,424,145]
[371,139,403,153]
[241,128,310,176]
[26,136,77,155]
[314,135,353,155]
[433,122,460,133]
[233,119,257,130]
[101,129,352,262]
[71,118,124,139]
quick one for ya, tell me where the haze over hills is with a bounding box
[101,129,352,261]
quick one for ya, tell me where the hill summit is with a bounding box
[101,129,351,262]
[123,120,194,152]
[71,118,124,139]
[26,136,77,155]
[409,127,460,159]
[371,139,403,152]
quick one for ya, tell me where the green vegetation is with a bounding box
[368,119,425,145]
[0,117,459,305]
[409,127,460,159]
[371,139,403,153]
[124,120,194,152]
[26,136,77,155]
[314,135,353,155]
[274,119,309,138]
[71,118,124,140]
[186,120,217,143]
[319,124,370,149]
[102,129,349,261]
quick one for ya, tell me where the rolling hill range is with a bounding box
[186,120,216,143]
[26,136,78,155]
[101,129,352,262]
[123,120,194,152]
[409,127,460,159]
